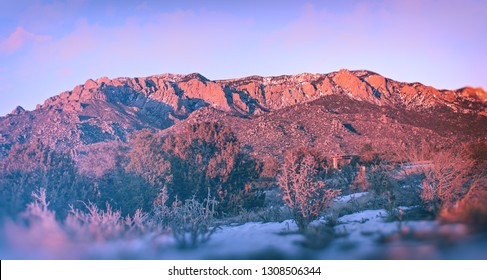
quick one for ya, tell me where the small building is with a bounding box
[330,155,359,169]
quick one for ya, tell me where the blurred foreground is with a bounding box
[1,191,485,260]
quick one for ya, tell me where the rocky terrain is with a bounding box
[1,69,486,176]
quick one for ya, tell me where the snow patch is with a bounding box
[337,209,386,224]
[333,192,369,203]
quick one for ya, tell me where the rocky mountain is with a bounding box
[1,69,486,176]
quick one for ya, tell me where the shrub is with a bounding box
[257,206,291,223]
[21,188,62,235]
[366,161,397,212]
[66,202,124,240]
[152,186,172,228]
[330,164,358,193]
[169,195,218,249]
[260,156,280,178]
[66,201,149,241]
[7,188,69,254]
[359,143,379,165]
[299,224,335,249]
[438,178,487,226]
[278,151,341,232]
[96,167,157,216]
[223,185,265,215]
[465,141,487,175]
[419,148,474,215]
[4,188,152,258]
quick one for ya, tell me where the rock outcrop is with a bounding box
[36,69,487,117]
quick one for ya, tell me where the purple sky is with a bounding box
[1,0,486,116]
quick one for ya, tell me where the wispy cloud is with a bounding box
[0,27,50,55]
[0,0,486,116]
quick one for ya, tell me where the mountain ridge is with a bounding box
[22,69,486,117]
[1,69,486,176]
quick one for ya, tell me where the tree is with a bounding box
[278,151,341,232]
[419,148,475,215]
[0,140,97,219]
[96,167,157,216]
[465,141,487,174]
[359,143,378,165]
[126,129,172,189]
[127,122,262,213]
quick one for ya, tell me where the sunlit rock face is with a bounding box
[1,70,486,176]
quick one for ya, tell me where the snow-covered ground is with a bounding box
[1,192,486,259]
[80,209,486,259]
[333,192,369,203]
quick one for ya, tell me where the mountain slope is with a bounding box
[1,69,486,175]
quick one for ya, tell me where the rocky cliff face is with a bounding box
[36,69,487,117]
[1,69,486,176]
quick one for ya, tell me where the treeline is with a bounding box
[0,140,153,219]
[0,121,263,220]
[126,121,263,212]
[0,139,97,219]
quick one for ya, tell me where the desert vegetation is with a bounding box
[418,143,487,225]
[278,150,340,232]
[0,121,485,259]
[127,122,263,213]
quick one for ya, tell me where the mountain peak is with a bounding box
[182,72,209,82]
[10,106,25,116]
[457,87,487,103]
